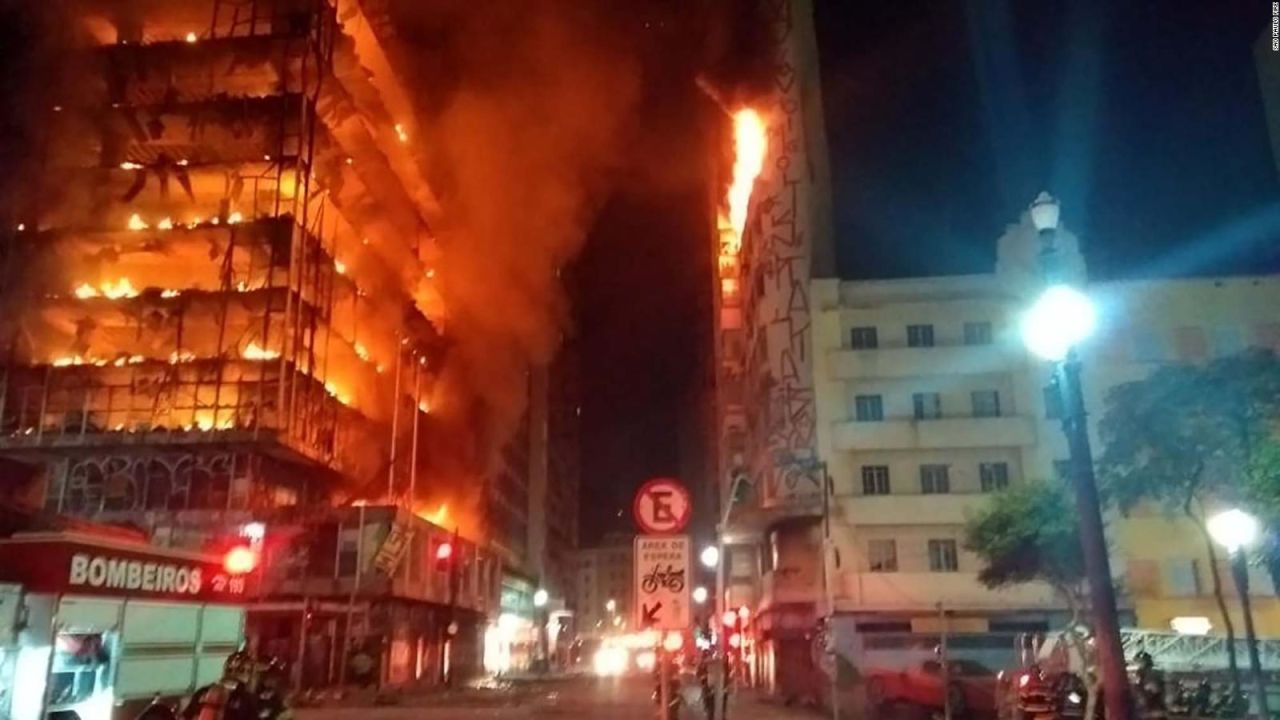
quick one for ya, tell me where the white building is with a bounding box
[569,537,633,638]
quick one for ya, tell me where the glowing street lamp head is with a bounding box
[1207,508,1259,553]
[700,546,720,569]
[605,598,617,613]
[533,588,549,608]
[692,586,708,605]
[1021,285,1097,361]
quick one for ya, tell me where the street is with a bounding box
[295,676,821,720]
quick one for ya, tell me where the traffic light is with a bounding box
[223,545,259,575]
[435,541,454,572]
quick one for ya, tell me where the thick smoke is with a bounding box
[392,1,641,502]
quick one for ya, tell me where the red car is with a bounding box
[866,659,999,717]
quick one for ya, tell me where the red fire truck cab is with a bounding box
[0,532,249,720]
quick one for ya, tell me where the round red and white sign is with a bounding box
[633,477,691,534]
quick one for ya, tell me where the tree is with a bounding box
[1243,439,1280,592]
[1096,350,1280,691]
[965,482,1096,718]
[964,482,1085,611]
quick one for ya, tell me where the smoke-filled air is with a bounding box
[391,1,642,516]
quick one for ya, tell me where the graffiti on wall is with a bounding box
[741,0,822,510]
[50,451,253,514]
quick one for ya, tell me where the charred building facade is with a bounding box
[0,0,499,687]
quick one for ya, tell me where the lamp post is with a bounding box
[1207,509,1271,718]
[1022,192,1131,720]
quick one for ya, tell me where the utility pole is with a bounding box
[939,603,951,720]
[442,526,460,686]
[819,462,839,720]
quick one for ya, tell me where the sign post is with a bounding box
[633,478,693,720]
[634,535,692,631]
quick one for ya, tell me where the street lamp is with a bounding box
[1208,508,1270,718]
[693,586,708,605]
[1021,192,1131,720]
[605,598,617,614]
[701,545,721,569]
[533,588,549,608]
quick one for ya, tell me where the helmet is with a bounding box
[224,651,254,682]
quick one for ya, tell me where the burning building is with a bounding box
[0,0,502,688]
[708,0,836,702]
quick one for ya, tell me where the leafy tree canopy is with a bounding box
[1097,348,1280,515]
[964,482,1083,593]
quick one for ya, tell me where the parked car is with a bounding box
[866,659,1000,717]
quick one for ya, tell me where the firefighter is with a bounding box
[182,651,258,720]
[254,658,292,720]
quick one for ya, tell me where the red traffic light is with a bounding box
[436,542,454,561]
[223,545,259,575]
[721,610,738,627]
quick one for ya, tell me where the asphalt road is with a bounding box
[294,675,819,720]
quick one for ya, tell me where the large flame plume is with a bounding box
[724,108,767,252]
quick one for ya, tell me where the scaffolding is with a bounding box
[0,0,442,519]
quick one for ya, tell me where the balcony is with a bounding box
[841,493,992,526]
[832,415,1037,451]
[838,571,1060,612]
[828,344,1016,381]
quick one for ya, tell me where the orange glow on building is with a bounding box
[417,502,449,526]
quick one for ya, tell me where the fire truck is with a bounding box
[0,532,249,720]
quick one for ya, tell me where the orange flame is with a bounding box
[725,109,767,252]
[416,502,449,526]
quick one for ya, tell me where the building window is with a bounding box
[868,540,898,572]
[851,327,879,350]
[964,321,993,345]
[861,466,891,495]
[855,395,884,422]
[920,465,950,494]
[1043,384,1063,419]
[928,539,959,572]
[971,390,1001,417]
[907,324,935,348]
[913,392,942,420]
[980,462,1009,492]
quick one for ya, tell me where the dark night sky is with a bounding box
[577,0,1280,544]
